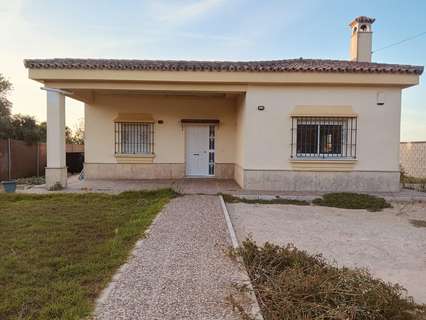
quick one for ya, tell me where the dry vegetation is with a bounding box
[236,239,426,320]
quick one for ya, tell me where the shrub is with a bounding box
[16,176,45,185]
[410,219,426,228]
[236,239,426,320]
[222,194,309,206]
[401,175,426,185]
[313,192,391,212]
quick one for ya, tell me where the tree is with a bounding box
[0,74,84,144]
[38,122,46,142]
[65,124,84,145]
[65,126,73,144]
[0,74,13,139]
[0,73,12,117]
[71,119,84,144]
[9,114,41,143]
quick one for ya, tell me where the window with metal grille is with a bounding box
[208,125,215,175]
[114,122,154,154]
[291,117,357,159]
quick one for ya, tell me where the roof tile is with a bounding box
[23,58,424,75]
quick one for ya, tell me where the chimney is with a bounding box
[349,16,375,62]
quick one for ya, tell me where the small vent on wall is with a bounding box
[377,92,385,106]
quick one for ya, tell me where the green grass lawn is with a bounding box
[0,190,176,320]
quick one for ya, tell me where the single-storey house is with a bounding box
[25,16,423,192]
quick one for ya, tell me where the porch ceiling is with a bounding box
[42,81,246,103]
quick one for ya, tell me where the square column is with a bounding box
[45,89,67,188]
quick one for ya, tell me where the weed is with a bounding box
[48,182,64,191]
[410,219,426,228]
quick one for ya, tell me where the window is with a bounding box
[291,117,357,159]
[114,122,154,155]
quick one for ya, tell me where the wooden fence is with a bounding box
[0,139,84,181]
[0,139,46,181]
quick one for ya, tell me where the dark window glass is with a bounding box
[319,125,342,154]
[297,124,318,154]
[291,117,356,159]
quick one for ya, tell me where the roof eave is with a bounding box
[28,68,421,89]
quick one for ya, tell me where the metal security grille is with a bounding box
[291,117,357,159]
[114,122,154,154]
[208,125,215,175]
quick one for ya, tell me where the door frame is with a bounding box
[184,124,216,177]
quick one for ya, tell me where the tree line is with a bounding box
[0,74,83,144]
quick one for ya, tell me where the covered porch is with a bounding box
[41,81,245,189]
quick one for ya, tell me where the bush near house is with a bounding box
[237,239,426,320]
[16,176,45,185]
[222,194,309,206]
[402,176,426,184]
[401,175,426,193]
[0,190,176,320]
[400,167,426,192]
[313,192,392,212]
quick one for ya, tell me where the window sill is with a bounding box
[289,159,357,171]
[115,153,155,164]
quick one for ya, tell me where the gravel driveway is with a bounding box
[228,201,426,304]
[95,195,248,320]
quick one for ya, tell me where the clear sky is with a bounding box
[1,0,425,140]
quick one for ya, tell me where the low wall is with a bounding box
[400,142,426,178]
[84,163,235,180]
[242,170,400,192]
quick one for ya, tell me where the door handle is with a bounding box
[193,153,199,156]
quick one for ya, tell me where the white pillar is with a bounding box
[45,89,67,188]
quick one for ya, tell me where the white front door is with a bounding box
[186,126,210,176]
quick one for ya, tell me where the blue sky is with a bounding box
[1,0,425,140]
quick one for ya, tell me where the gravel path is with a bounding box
[95,195,246,320]
[229,202,426,303]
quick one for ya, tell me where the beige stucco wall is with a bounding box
[241,86,402,172]
[85,94,237,167]
[84,85,403,191]
[29,63,419,190]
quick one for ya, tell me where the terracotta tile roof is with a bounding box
[24,58,423,75]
